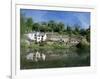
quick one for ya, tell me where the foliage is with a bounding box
[32,23,40,31]
[20,13,26,36]
[26,18,33,32]
[76,39,90,56]
[20,14,90,43]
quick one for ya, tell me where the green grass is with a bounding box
[26,42,70,50]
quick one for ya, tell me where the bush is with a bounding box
[76,39,90,56]
[39,41,47,46]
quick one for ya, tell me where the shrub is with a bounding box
[76,39,90,56]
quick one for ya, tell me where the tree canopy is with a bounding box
[20,14,90,42]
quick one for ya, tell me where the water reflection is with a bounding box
[21,48,90,69]
[26,51,46,62]
[25,50,79,62]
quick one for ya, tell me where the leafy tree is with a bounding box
[71,24,80,35]
[20,13,26,36]
[80,29,87,36]
[66,25,72,35]
[75,25,80,33]
[32,23,40,31]
[79,26,90,42]
[26,18,33,32]
[86,27,90,42]
[76,39,90,56]
[41,22,47,26]
[56,22,64,33]
[40,22,48,32]
[48,20,57,32]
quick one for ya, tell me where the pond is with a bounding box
[20,47,90,69]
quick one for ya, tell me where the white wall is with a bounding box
[0,0,10,79]
[16,0,96,6]
[0,0,100,79]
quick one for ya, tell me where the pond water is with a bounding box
[25,51,78,61]
[20,48,90,69]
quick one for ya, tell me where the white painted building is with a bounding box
[26,32,47,42]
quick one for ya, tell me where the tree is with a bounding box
[86,27,90,42]
[48,20,57,32]
[79,26,90,42]
[56,22,64,33]
[20,13,26,36]
[41,22,47,26]
[32,23,40,31]
[80,28,88,36]
[40,22,48,32]
[26,18,33,32]
[66,25,72,35]
[72,24,80,35]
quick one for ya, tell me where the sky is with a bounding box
[20,9,90,29]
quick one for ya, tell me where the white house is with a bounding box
[26,32,47,43]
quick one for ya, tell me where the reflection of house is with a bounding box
[26,32,47,42]
[26,52,46,62]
